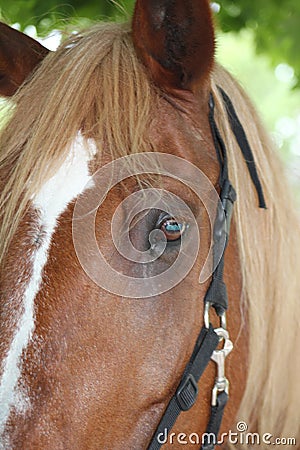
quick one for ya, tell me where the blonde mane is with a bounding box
[212,67,300,446]
[0,21,299,447]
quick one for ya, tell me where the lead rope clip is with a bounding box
[210,328,233,406]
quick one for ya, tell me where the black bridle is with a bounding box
[147,88,266,450]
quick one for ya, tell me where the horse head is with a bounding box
[0,1,299,449]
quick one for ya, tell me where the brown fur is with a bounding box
[132,0,215,92]
[0,22,49,97]
[0,0,299,448]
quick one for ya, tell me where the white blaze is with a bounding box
[0,133,96,444]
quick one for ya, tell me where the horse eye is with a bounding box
[159,217,186,242]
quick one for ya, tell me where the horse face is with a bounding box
[0,1,247,448]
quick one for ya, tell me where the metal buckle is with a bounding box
[176,374,199,411]
[210,328,233,406]
[204,302,227,330]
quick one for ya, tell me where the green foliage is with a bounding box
[217,29,300,202]
[0,1,299,197]
[217,30,300,154]
[0,1,135,34]
[217,0,300,87]
[1,0,299,153]
[0,0,299,85]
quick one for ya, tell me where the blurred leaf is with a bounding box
[0,0,135,34]
[0,0,298,85]
[216,0,300,86]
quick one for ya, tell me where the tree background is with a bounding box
[1,0,299,86]
[0,0,299,198]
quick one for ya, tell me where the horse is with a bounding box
[0,1,299,448]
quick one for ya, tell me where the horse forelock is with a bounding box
[0,21,157,269]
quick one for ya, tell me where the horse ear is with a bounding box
[0,22,50,97]
[132,0,215,93]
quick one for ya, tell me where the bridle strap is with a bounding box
[201,391,229,450]
[208,92,229,187]
[205,93,237,317]
[219,87,266,209]
[205,89,266,317]
[147,89,266,450]
[147,325,219,450]
[209,87,266,210]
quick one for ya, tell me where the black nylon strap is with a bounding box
[218,87,267,209]
[201,391,229,450]
[208,94,229,187]
[147,325,219,450]
[206,88,266,316]
[147,89,264,450]
[203,180,236,315]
